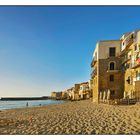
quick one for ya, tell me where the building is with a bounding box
[51,92,62,99]
[79,82,91,99]
[62,91,69,99]
[71,84,80,100]
[66,87,74,100]
[89,79,93,97]
[120,30,140,99]
[91,40,124,103]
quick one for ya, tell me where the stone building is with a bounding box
[63,82,91,101]
[62,91,69,99]
[70,84,80,100]
[91,40,124,103]
[79,82,91,99]
[91,29,140,104]
[66,87,74,100]
[51,92,62,99]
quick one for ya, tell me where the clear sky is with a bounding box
[0,6,140,97]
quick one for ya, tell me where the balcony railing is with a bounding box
[122,35,134,51]
[91,57,97,67]
[106,52,120,58]
[107,67,120,73]
[125,37,134,47]
[91,68,97,78]
[130,61,140,69]
[122,55,131,64]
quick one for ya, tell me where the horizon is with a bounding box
[1,6,140,97]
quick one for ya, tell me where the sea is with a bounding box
[0,100,65,110]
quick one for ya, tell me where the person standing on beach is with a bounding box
[26,102,29,107]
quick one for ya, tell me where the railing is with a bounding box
[107,68,120,73]
[91,57,97,67]
[122,55,131,64]
[125,37,134,47]
[122,35,134,51]
[90,68,97,78]
[130,61,140,69]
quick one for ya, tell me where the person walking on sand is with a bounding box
[26,102,29,107]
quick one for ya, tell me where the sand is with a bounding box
[0,99,140,135]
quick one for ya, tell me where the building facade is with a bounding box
[91,29,140,104]
[51,92,63,99]
[79,82,91,99]
[121,30,140,99]
[91,40,124,103]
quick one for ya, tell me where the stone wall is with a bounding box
[98,57,124,100]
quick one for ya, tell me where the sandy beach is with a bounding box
[0,99,140,135]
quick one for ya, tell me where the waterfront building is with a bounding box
[51,92,63,99]
[90,29,140,104]
[91,40,124,103]
[120,30,140,99]
[79,82,91,99]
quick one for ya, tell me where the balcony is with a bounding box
[122,35,134,51]
[130,61,140,69]
[122,55,131,64]
[91,67,97,78]
[91,57,97,67]
[107,69,120,73]
[125,37,134,48]
[136,76,140,81]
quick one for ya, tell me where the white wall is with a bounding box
[98,40,121,59]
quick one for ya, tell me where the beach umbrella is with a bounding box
[123,91,126,99]
[107,90,110,100]
[100,91,103,99]
[103,91,106,101]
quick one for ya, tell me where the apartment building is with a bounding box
[65,86,79,101]
[71,84,80,100]
[61,82,91,101]
[120,30,140,99]
[62,91,69,99]
[79,82,91,99]
[91,40,124,103]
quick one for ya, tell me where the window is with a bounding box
[126,63,130,69]
[109,47,116,57]
[134,45,137,51]
[110,62,115,70]
[136,71,140,81]
[131,34,134,39]
[127,76,131,84]
[110,75,114,82]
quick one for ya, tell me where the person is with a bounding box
[26,102,29,107]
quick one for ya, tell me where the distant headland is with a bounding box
[0,96,54,101]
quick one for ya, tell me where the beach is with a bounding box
[0,99,140,135]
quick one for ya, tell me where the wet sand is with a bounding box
[0,100,140,135]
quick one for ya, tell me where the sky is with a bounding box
[0,6,140,97]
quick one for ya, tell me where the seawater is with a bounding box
[0,100,65,110]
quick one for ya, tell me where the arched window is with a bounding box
[110,62,115,70]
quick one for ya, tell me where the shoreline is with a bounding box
[0,100,140,134]
[0,99,67,111]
